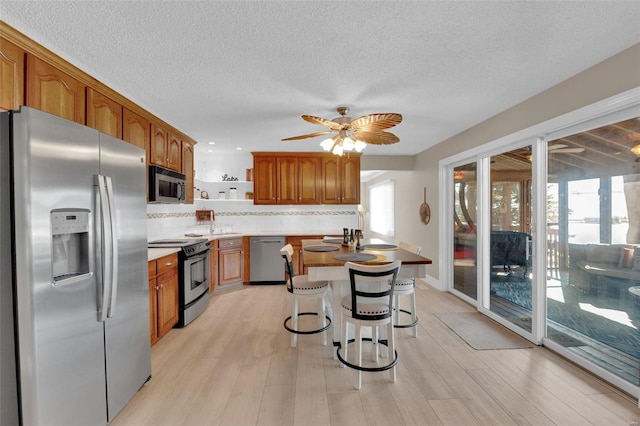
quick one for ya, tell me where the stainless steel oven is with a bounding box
[182,248,209,323]
[148,238,210,327]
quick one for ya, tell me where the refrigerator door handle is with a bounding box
[96,175,113,322]
[105,176,118,318]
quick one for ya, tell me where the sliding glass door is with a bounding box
[453,162,477,301]
[488,147,533,332]
[546,119,639,387]
[446,111,639,394]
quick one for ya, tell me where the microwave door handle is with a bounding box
[177,182,184,200]
[95,175,112,322]
[105,176,119,318]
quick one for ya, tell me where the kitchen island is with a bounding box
[301,238,432,357]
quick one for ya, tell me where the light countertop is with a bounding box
[148,230,343,262]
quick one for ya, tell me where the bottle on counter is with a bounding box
[355,229,362,250]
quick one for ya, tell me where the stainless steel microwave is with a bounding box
[148,166,186,203]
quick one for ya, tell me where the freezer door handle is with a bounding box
[105,176,119,318]
[96,175,112,322]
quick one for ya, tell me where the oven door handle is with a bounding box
[185,251,209,264]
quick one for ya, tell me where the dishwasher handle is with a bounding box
[252,238,286,244]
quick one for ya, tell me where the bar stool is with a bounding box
[280,244,332,348]
[338,260,401,389]
[393,241,421,337]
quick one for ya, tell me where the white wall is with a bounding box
[147,202,357,241]
[194,149,253,182]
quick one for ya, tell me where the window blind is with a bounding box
[369,180,394,236]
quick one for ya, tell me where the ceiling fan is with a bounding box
[548,143,585,154]
[282,107,402,156]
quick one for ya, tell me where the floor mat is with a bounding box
[435,312,533,350]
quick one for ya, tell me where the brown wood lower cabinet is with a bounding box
[218,237,244,286]
[209,240,218,293]
[148,253,179,345]
[286,235,321,276]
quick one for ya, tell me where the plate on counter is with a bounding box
[334,253,377,262]
[304,245,339,252]
[322,238,343,244]
[362,244,397,250]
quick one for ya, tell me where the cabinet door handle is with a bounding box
[155,286,159,291]
[165,262,172,266]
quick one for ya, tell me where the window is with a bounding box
[369,180,394,236]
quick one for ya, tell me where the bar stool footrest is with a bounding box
[336,338,399,372]
[393,308,419,329]
[284,312,332,335]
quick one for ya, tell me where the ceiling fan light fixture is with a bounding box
[631,143,640,157]
[342,136,355,151]
[320,138,335,151]
[332,143,344,156]
[354,140,367,152]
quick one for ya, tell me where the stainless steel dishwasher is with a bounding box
[250,236,286,284]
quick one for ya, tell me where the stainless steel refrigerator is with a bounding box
[0,107,151,425]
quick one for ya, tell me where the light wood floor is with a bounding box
[112,282,640,426]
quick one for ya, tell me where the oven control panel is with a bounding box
[184,240,210,257]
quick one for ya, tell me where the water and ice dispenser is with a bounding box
[51,209,92,286]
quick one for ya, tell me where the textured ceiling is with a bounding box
[1,1,639,161]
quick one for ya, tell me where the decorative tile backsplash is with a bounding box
[147,202,358,240]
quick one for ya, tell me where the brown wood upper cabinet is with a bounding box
[321,155,360,204]
[182,140,194,203]
[150,123,182,172]
[253,152,344,204]
[0,37,25,111]
[253,155,277,204]
[2,23,199,203]
[167,131,182,172]
[122,108,150,152]
[279,156,322,204]
[86,87,122,138]
[26,54,85,124]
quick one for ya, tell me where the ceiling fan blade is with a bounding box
[550,147,585,154]
[301,115,342,131]
[548,144,568,150]
[353,130,399,145]
[281,131,335,141]
[349,113,402,132]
